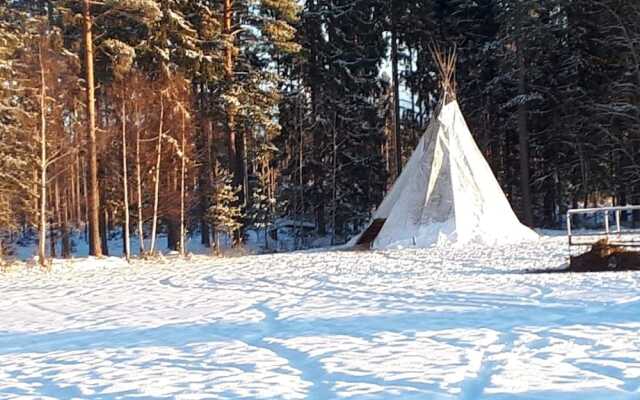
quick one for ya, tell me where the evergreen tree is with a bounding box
[208,163,243,252]
[247,144,278,248]
[218,0,301,232]
[0,7,37,235]
[287,0,387,243]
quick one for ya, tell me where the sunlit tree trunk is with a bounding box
[82,0,102,256]
[121,88,131,261]
[38,38,47,267]
[179,110,186,256]
[135,108,146,255]
[150,93,164,254]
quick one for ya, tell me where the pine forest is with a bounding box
[1,0,640,263]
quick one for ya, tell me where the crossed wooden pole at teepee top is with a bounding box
[429,43,458,104]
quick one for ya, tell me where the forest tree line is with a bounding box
[0,0,639,263]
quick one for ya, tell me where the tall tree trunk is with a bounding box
[100,205,109,256]
[38,39,47,267]
[199,118,212,247]
[308,0,325,235]
[82,0,102,256]
[75,154,82,225]
[135,119,145,255]
[179,110,186,256]
[331,112,338,246]
[222,0,245,227]
[61,185,71,258]
[298,96,304,249]
[517,47,533,226]
[390,6,402,179]
[240,128,248,207]
[82,157,89,241]
[49,217,56,258]
[52,178,61,257]
[121,89,131,262]
[211,157,218,254]
[70,157,77,224]
[223,0,236,170]
[165,217,177,250]
[150,93,164,254]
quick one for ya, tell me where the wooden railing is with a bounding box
[567,205,640,247]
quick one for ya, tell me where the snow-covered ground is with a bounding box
[1,235,639,399]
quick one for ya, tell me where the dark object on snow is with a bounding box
[355,219,387,248]
[527,239,640,273]
[568,239,640,272]
[526,239,640,274]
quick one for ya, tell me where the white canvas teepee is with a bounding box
[353,49,537,249]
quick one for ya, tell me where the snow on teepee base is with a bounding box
[353,46,537,250]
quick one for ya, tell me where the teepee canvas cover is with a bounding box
[353,48,537,249]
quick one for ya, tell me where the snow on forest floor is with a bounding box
[1,235,640,399]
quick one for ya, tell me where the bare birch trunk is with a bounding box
[150,93,164,254]
[135,118,145,255]
[121,89,131,262]
[82,0,102,256]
